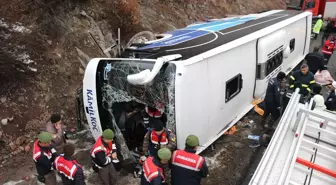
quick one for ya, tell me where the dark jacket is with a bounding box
[264,77,281,107]
[289,70,316,96]
[141,157,165,185]
[305,52,326,74]
[171,149,209,185]
[34,143,58,176]
[55,157,86,185]
[325,91,336,111]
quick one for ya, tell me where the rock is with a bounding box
[18,96,25,102]
[61,110,65,115]
[3,155,8,159]
[47,40,52,45]
[0,97,6,103]
[19,146,24,152]
[9,142,15,151]
[25,145,31,152]
[1,118,8,125]
[0,131,2,138]
[79,67,84,74]
[7,116,14,122]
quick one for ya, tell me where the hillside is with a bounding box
[0,0,284,183]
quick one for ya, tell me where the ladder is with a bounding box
[249,88,336,185]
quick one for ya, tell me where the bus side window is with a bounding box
[225,74,243,103]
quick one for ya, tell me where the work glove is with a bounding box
[139,156,147,164]
[277,107,281,110]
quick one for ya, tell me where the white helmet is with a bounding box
[318,14,322,18]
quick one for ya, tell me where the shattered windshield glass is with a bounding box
[101,60,176,161]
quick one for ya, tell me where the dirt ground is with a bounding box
[0,0,293,184]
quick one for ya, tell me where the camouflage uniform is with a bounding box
[142,128,177,185]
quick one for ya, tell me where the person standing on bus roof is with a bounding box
[261,72,286,130]
[171,135,209,185]
[91,129,118,185]
[141,148,172,185]
[289,63,316,97]
[313,15,323,39]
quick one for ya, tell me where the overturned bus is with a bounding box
[82,10,312,162]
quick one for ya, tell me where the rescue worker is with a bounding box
[322,19,335,45]
[91,129,118,185]
[325,81,336,111]
[305,47,326,74]
[141,119,176,184]
[142,105,167,128]
[322,36,336,65]
[289,63,316,97]
[261,72,286,130]
[313,15,323,39]
[46,113,66,154]
[33,131,58,185]
[141,148,172,185]
[142,118,177,158]
[171,135,209,185]
[54,143,86,185]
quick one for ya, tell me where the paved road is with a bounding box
[241,33,336,185]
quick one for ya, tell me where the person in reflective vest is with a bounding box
[33,132,58,185]
[171,135,209,185]
[54,143,86,185]
[322,36,335,65]
[91,129,118,185]
[142,119,177,158]
[141,148,172,185]
[142,105,167,128]
[289,63,316,97]
[312,15,323,39]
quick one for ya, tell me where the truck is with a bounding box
[249,88,336,185]
[286,0,336,21]
[81,10,312,163]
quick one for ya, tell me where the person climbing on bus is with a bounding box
[53,143,86,185]
[141,148,172,185]
[325,81,336,111]
[171,135,209,185]
[322,36,336,65]
[312,15,323,39]
[289,63,316,98]
[261,72,286,130]
[91,129,118,185]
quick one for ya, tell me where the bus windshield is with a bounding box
[98,59,176,151]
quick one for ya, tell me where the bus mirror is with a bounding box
[127,54,182,85]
